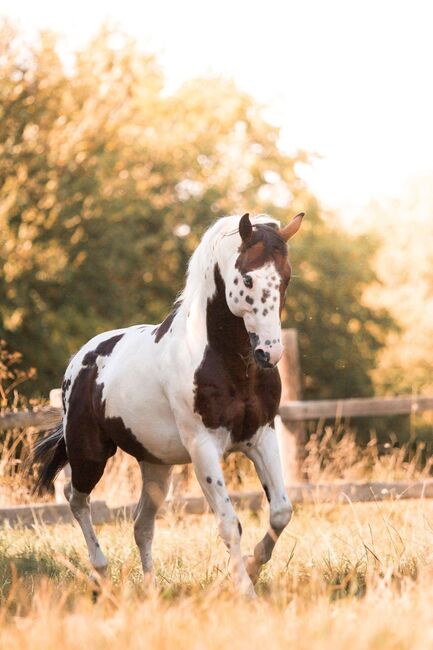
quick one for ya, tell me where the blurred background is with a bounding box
[1,0,433,453]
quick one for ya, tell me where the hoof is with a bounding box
[142,570,158,590]
[89,571,106,602]
[240,581,257,600]
[243,555,262,584]
[90,548,108,574]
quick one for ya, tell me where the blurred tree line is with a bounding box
[0,21,395,397]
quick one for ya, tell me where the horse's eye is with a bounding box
[243,275,253,289]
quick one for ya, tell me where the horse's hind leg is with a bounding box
[65,459,109,574]
[134,462,173,577]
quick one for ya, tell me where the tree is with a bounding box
[0,22,394,399]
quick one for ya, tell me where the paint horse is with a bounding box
[33,211,304,598]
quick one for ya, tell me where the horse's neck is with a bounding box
[178,260,250,371]
[206,264,250,356]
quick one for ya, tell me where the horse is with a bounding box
[32,210,304,598]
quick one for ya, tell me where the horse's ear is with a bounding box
[239,213,253,243]
[278,212,305,242]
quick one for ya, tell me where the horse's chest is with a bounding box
[193,346,281,442]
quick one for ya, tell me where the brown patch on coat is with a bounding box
[193,265,281,442]
[237,223,292,316]
[82,333,124,365]
[65,334,163,494]
[235,224,289,273]
[61,377,71,411]
[153,301,181,343]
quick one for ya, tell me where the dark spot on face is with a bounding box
[217,479,223,486]
[263,309,268,316]
[238,520,243,536]
[272,339,276,344]
[206,476,212,484]
[273,296,277,302]
[267,282,272,288]
[265,340,271,345]
[263,484,271,503]
[246,295,254,305]
[154,301,182,343]
[225,497,230,503]
[234,297,239,304]
[253,307,258,314]
[234,277,238,285]
[270,305,275,310]
[282,495,287,501]
[261,289,270,304]
[229,291,232,297]
[246,441,252,447]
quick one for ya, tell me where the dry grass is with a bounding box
[2,415,433,648]
[2,424,432,507]
[1,499,433,648]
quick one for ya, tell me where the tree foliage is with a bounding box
[0,22,394,397]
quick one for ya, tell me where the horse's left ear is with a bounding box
[278,212,305,242]
[239,213,253,243]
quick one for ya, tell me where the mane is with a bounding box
[178,214,279,310]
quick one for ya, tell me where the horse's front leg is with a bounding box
[185,429,256,598]
[243,425,293,583]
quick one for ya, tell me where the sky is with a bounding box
[1,0,433,221]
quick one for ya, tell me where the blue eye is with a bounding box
[243,275,253,289]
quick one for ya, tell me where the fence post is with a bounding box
[277,328,307,484]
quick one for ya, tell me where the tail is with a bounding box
[31,422,68,494]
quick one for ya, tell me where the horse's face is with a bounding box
[226,212,304,369]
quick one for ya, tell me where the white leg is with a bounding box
[243,426,293,582]
[187,432,256,598]
[68,486,108,572]
[134,462,172,575]
[54,464,71,503]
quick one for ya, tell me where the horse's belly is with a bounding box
[126,409,191,465]
[102,374,190,465]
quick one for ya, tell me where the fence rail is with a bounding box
[1,329,433,484]
[279,395,433,422]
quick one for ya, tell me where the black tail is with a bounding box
[31,422,68,494]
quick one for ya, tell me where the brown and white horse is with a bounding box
[33,211,304,598]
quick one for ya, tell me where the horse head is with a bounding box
[224,212,304,368]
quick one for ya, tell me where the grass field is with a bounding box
[1,498,433,649]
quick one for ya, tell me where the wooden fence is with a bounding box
[0,329,433,512]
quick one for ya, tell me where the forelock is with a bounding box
[235,223,287,273]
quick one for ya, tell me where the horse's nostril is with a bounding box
[254,348,271,368]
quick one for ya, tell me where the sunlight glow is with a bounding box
[2,0,433,220]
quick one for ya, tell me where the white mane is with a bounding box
[178,214,279,309]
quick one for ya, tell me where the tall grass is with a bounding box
[1,424,433,506]
[1,500,433,648]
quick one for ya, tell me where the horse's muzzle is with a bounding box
[253,348,275,369]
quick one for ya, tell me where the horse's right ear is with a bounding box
[239,213,253,243]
